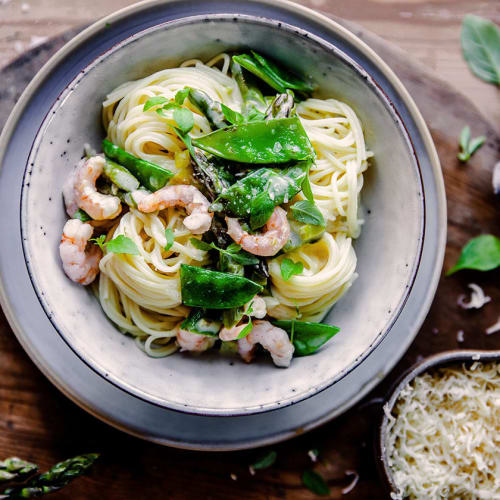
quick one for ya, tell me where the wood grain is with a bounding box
[1,0,499,130]
[0,8,500,500]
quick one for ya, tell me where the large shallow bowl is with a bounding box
[4,1,434,417]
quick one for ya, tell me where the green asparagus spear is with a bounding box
[265,92,295,120]
[103,159,140,192]
[230,59,267,119]
[0,459,37,483]
[187,88,228,129]
[1,454,99,499]
[102,139,173,192]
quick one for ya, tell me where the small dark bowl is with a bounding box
[376,349,500,497]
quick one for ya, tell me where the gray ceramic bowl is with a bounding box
[377,349,500,497]
[21,11,427,415]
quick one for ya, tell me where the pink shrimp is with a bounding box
[138,185,213,234]
[59,219,102,285]
[63,156,122,220]
[176,325,216,352]
[237,320,294,368]
[226,206,290,257]
[218,297,267,341]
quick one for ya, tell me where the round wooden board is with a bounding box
[0,20,499,499]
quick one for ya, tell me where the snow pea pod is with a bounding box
[272,320,340,356]
[232,51,315,94]
[102,159,140,192]
[212,161,311,230]
[102,139,173,192]
[180,264,262,309]
[192,117,315,164]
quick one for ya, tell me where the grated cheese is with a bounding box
[457,283,491,310]
[385,362,500,499]
[486,316,500,335]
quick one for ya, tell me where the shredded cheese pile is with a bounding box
[385,362,500,499]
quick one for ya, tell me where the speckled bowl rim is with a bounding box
[0,0,445,420]
[377,349,500,496]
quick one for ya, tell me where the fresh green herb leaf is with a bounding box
[447,234,500,275]
[249,192,276,230]
[143,96,168,111]
[461,15,500,86]
[164,228,174,252]
[280,258,304,281]
[190,238,212,251]
[189,238,259,266]
[302,470,330,496]
[226,243,242,254]
[220,103,246,125]
[89,234,106,251]
[105,235,140,255]
[291,200,325,227]
[72,208,91,222]
[301,174,314,202]
[236,318,253,339]
[457,125,486,162]
[175,87,190,105]
[273,320,340,356]
[173,107,194,134]
[252,450,277,470]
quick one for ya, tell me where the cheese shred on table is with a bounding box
[385,362,500,499]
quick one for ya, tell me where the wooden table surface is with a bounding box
[0,1,499,499]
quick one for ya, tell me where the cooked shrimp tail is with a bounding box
[226,206,290,257]
[138,185,213,234]
[177,325,216,352]
[237,320,294,367]
[59,219,102,285]
[64,156,122,220]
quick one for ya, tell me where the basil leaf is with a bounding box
[222,306,245,328]
[105,235,140,255]
[175,87,190,105]
[461,15,500,86]
[468,135,486,155]
[291,200,325,227]
[72,208,91,222]
[189,238,259,265]
[164,228,174,251]
[89,234,106,251]
[302,174,314,202]
[236,319,253,339]
[251,450,277,470]
[249,193,276,230]
[447,234,500,275]
[302,470,330,496]
[459,125,471,152]
[457,125,486,162]
[173,107,194,134]
[190,238,212,251]
[226,243,242,254]
[273,320,340,356]
[280,258,304,281]
[220,103,246,125]
[143,96,168,111]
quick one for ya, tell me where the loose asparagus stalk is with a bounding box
[0,459,37,483]
[102,139,173,192]
[1,453,99,499]
[187,88,228,130]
